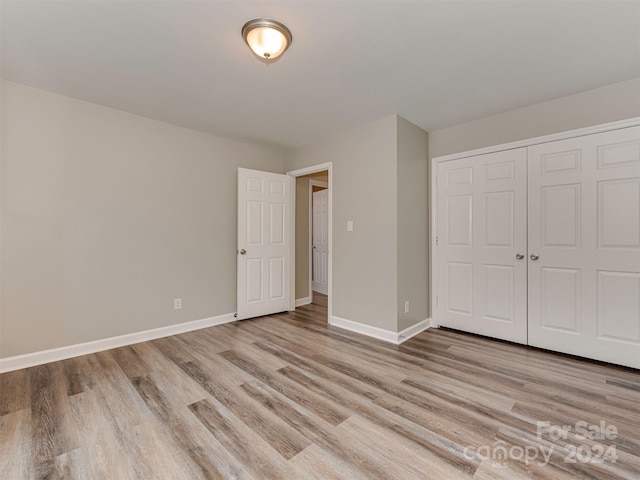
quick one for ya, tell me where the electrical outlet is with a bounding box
[347,220,354,231]
[404,300,410,314]
[174,298,182,310]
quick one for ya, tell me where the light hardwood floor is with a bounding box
[1,293,638,479]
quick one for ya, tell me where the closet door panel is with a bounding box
[436,148,528,344]
[528,126,640,368]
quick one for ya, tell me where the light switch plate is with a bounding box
[347,220,353,232]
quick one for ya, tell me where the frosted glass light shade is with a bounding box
[242,18,292,61]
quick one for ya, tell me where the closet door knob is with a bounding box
[530,254,539,261]
[515,253,524,260]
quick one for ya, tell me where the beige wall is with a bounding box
[285,116,399,331]
[429,78,640,158]
[286,115,430,333]
[7,74,626,353]
[1,80,284,358]
[294,172,328,300]
[397,117,429,331]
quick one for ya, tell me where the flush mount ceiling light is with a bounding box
[242,18,292,62]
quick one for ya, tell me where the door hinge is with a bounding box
[435,236,438,246]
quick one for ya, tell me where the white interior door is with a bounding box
[528,126,640,368]
[312,188,329,295]
[237,168,292,320]
[436,148,528,344]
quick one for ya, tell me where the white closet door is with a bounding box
[528,126,640,368]
[436,148,528,344]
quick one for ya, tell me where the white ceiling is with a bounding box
[2,1,639,150]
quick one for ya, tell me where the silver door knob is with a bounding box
[530,254,539,261]
[239,249,247,255]
[515,253,524,260]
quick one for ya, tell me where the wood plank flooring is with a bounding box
[1,293,639,479]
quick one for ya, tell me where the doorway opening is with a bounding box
[287,163,332,320]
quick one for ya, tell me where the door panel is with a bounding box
[540,267,581,333]
[436,148,528,344]
[237,168,291,319]
[485,160,515,181]
[598,178,640,248]
[597,271,640,343]
[448,195,473,245]
[541,184,581,247]
[269,257,285,299]
[448,166,473,185]
[484,191,514,246]
[483,264,514,322]
[246,259,263,303]
[528,126,640,368]
[447,262,473,315]
[270,203,285,244]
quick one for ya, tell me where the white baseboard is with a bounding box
[397,318,431,344]
[295,296,312,307]
[330,316,399,343]
[329,316,431,344]
[0,312,236,373]
[1,313,431,373]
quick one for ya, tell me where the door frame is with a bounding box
[309,180,328,296]
[287,162,333,320]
